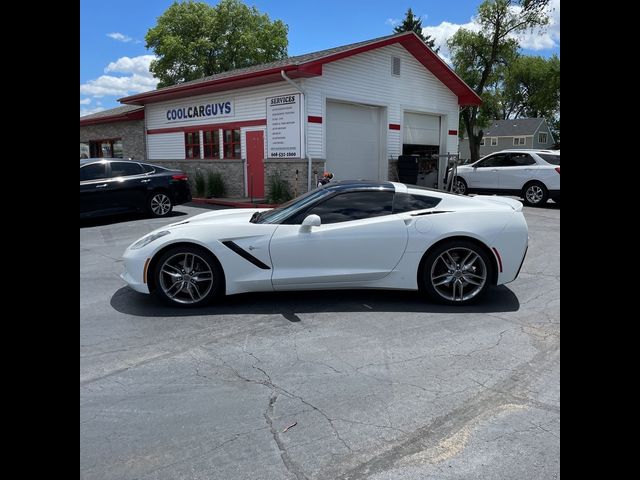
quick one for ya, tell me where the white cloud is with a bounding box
[80,106,106,117]
[386,18,400,27]
[80,98,91,105]
[107,32,132,42]
[422,0,560,63]
[80,55,159,98]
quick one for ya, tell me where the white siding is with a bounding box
[302,43,460,158]
[147,132,184,160]
[146,83,299,130]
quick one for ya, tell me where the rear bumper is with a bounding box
[549,189,560,198]
[171,184,192,205]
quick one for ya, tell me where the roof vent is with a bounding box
[392,56,401,76]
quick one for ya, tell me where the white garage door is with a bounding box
[326,101,381,181]
[403,112,440,145]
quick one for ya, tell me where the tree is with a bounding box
[393,8,438,52]
[146,0,288,88]
[501,54,559,119]
[448,0,550,162]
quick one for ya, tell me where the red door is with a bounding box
[246,130,265,198]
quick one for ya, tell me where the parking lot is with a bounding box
[80,202,559,480]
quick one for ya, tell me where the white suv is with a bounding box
[454,149,560,206]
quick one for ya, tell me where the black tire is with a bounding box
[152,245,223,307]
[453,177,468,195]
[147,191,173,217]
[522,182,548,206]
[421,239,493,305]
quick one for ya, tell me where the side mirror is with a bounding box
[299,214,321,233]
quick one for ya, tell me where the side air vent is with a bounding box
[392,56,401,76]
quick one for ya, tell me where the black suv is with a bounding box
[80,158,192,218]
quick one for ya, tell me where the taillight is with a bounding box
[172,174,189,181]
[555,167,560,174]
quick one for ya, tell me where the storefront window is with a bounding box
[112,140,123,158]
[80,143,90,159]
[185,131,200,159]
[203,130,220,159]
[89,139,122,158]
[223,129,240,159]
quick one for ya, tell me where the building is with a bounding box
[458,118,555,160]
[80,105,146,160]
[116,32,481,198]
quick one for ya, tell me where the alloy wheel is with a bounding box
[430,247,487,302]
[151,193,172,216]
[158,252,214,304]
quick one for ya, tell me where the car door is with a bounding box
[498,153,537,191]
[465,154,508,190]
[269,190,408,287]
[80,162,110,214]
[108,161,148,211]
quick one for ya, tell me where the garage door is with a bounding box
[326,101,381,181]
[403,112,440,145]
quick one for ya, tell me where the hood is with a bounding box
[165,208,269,229]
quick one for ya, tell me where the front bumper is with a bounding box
[121,251,151,294]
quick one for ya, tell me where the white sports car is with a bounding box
[121,181,528,307]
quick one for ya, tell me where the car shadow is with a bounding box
[110,285,520,318]
[80,210,188,228]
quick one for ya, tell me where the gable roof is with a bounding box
[482,118,545,137]
[80,105,144,126]
[119,32,481,106]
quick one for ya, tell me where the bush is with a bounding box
[206,171,226,198]
[266,171,293,204]
[194,170,206,197]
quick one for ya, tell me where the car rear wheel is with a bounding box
[453,177,467,195]
[422,240,493,305]
[153,246,223,307]
[522,182,548,206]
[148,191,173,217]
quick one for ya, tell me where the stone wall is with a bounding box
[265,158,326,200]
[148,159,245,197]
[80,120,146,161]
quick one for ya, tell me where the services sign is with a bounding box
[266,93,303,158]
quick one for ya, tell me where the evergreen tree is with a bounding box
[393,8,438,52]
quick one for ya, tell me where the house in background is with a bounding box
[458,118,555,161]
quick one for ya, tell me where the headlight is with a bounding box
[129,230,170,250]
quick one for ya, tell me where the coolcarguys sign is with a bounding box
[165,100,234,123]
[266,94,303,158]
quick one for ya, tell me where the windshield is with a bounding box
[252,188,331,224]
[539,153,560,165]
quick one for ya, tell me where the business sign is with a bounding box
[266,94,303,158]
[165,100,234,123]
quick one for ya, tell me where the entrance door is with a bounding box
[246,130,265,198]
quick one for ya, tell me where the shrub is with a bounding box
[266,171,293,204]
[207,171,226,198]
[194,170,206,197]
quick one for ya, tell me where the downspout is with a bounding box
[281,70,312,191]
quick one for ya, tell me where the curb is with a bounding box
[191,197,279,209]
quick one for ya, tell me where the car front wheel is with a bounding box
[453,177,468,195]
[153,246,223,307]
[522,182,548,206]
[422,240,493,305]
[148,191,173,217]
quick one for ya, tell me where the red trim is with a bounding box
[389,123,401,130]
[308,116,323,123]
[119,32,480,106]
[492,247,503,273]
[80,108,144,126]
[147,119,266,135]
[448,129,458,135]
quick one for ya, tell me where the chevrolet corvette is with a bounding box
[121,180,528,307]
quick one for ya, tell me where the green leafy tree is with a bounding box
[501,54,559,119]
[448,0,550,162]
[393,8,438,52]
[146,0,289,88]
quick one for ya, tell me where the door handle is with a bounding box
[140,179,151,183]
[95,183,108,188]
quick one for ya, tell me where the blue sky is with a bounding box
[80,0,560,116]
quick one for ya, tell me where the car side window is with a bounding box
[475,155,501,168]
[393,193,441,213]
[291,191,394,224]
[510,153,536,166]
[110,162,144,177]
[80,163,107,181]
